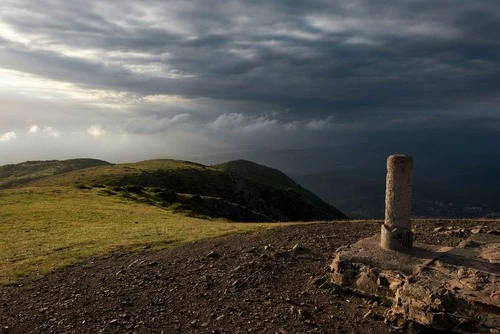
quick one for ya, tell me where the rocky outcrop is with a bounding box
[330,232,500,332]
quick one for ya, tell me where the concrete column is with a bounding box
[381,154,413,250]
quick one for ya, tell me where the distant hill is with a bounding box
[214,160,347,221]
[214,160,304,190]
[2,158,347,222]
[0,159,111,190]
[294,166,500,219]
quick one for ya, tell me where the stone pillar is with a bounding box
[381,154,413,250]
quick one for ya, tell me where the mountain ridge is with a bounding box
[0,158,347,222]
[0,158,111,190]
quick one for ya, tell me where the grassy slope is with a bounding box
[0,185,287,284]
[0,159,111,190]
[29,159,347,221]
[0,158,347,284]
[29,159,222,188]
[214,160,348,220]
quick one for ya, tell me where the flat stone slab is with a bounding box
[330,233,500,332]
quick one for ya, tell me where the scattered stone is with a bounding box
[206,251,221,259]
[471,227,484,234]
[311,276,325,286]
[457,240,480,248]
[491,291,500,300]
[433,227,445,233]
[363,310,373,319]
[1,219,494,334]
[330,233,500,332]
[246,246,257,253]
[377,275,389,287]
[297,308,312,321]
[443,229,467,238]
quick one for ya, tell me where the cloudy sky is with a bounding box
[0,1,499,172]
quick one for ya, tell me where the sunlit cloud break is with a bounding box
[87,124,107,138]
[208,113,336,133]
[209,113,278,133]
[0,131,17,143]
[28,125,40,133]
[28,124,60,137]
[43,127,61,138]
[306,115,335,130]
[125,114,191,134]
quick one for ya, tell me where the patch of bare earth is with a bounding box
[1,220,497,334]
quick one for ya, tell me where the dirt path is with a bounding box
[1,220,497,333]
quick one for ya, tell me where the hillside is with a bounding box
[3,158,346,222]
[0,158,111,190]
[214,160,347,220]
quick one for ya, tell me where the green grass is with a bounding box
[0,186,288,285]
[29,159,213,188]
[0,158,110,189]
[15,158,347,222]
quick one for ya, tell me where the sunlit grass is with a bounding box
[0,186,288,284]
[29,159,217,188]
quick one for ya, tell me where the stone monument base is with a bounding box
[330,233,500,332]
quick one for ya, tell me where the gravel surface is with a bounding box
[1,219,498,334]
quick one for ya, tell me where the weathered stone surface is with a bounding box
[330,233,500,332]
[381,224,413,251]
[381,154,413,250]
[471,227,484,234]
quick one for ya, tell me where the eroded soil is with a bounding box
[1,219,498,334]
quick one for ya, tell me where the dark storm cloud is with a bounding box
[1,0,499,125]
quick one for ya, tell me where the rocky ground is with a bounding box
[1,219,498,334]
